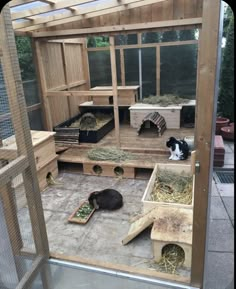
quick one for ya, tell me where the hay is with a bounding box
[141,94,189,106]
[150,168,193,205]
[87,147,135,162]
[69,113,112,131]
[157,244,185,274]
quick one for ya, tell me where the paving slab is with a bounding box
[208,219,234,252]
[216,184,234,197]
[224,143,234,153]
[204,252,234,289]
[211,180,219,196]
[222,197,234,221]
[210,196,229,219]
[224,153,234,166]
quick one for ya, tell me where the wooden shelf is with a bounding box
[79,101,131,108]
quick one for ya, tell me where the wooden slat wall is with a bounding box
[48,94,70,126]
[40,42,65,89]
[36,39,89,127]
[65,44,84,83]
[34,1,203,32]
[69,83,88,116]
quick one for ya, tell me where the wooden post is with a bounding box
[191,0,222,288]
[82,38,91,91]
[156,46,160,96]
[109,36,120,147]
[0,5,49,257]
[61,41,71,118]
[120,48,125,86]
[33,39,53,131]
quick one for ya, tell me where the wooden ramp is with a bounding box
[122,207,158,245]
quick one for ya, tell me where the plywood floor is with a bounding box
[78,124,194,151]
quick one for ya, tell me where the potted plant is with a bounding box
[215,117,230,134]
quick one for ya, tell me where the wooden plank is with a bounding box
[0,6,49,256]
[190,0,222,287]
[0,156,28,187]
[196,0,203,18]
[1,183,23,255]
[13,0,165,30]
[47,80,86,91]
[122,207,157,245]
[184,0,197,19]
[156,46,160,95]
[151,2,163,22]
[110,36,120,147]
[31,18,202,38]
[11,0,96,20]
[9,0,36,7]
[81,39,90,90]
[162,0,174,21]
[120,49,125,86]
[61,42,71,118]
[33,40,53,130]
[90,86,139,90]
[26,103,41,112]
[47,90,114,97]
[173,0,185,20]
[87,39,199,51]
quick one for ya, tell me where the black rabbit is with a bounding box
[88,189,123,210]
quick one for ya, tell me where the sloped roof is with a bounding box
[10,0,167,33]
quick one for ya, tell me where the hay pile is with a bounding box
[150,168,193,205]
[141,94,189,106]
[69,113,112,131]
[87,147,134,162]
[157,244,185,274]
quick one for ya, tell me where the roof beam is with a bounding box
[30,18,202,38]
[13,0,166,31]
[11,0,97,20]
[9,0,37,7]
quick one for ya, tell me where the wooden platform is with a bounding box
[56,124,195,152]
[56,125,193,178]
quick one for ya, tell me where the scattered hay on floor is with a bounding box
[87,147,135,162]
[150,168,193,205]
[141,94,190,106]
[156,244,185,274]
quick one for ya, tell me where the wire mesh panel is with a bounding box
[0,5,49,289]
[160,44,198,98]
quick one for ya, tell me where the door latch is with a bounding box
[195,161,200,173]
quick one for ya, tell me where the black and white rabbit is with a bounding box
[166,137,189,160]
[88,189,123,210]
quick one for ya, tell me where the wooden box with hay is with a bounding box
[142,163,194,213]
[54,112,114,143]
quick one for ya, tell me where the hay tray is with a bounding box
[54,113,114,143]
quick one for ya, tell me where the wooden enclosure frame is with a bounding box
[0,0,223,288]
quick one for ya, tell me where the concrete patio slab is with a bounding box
[210,196,229,219]
[222,197,234,221]
[216,184,234,197]
[204,252,234,289]
[208,219,234,252]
